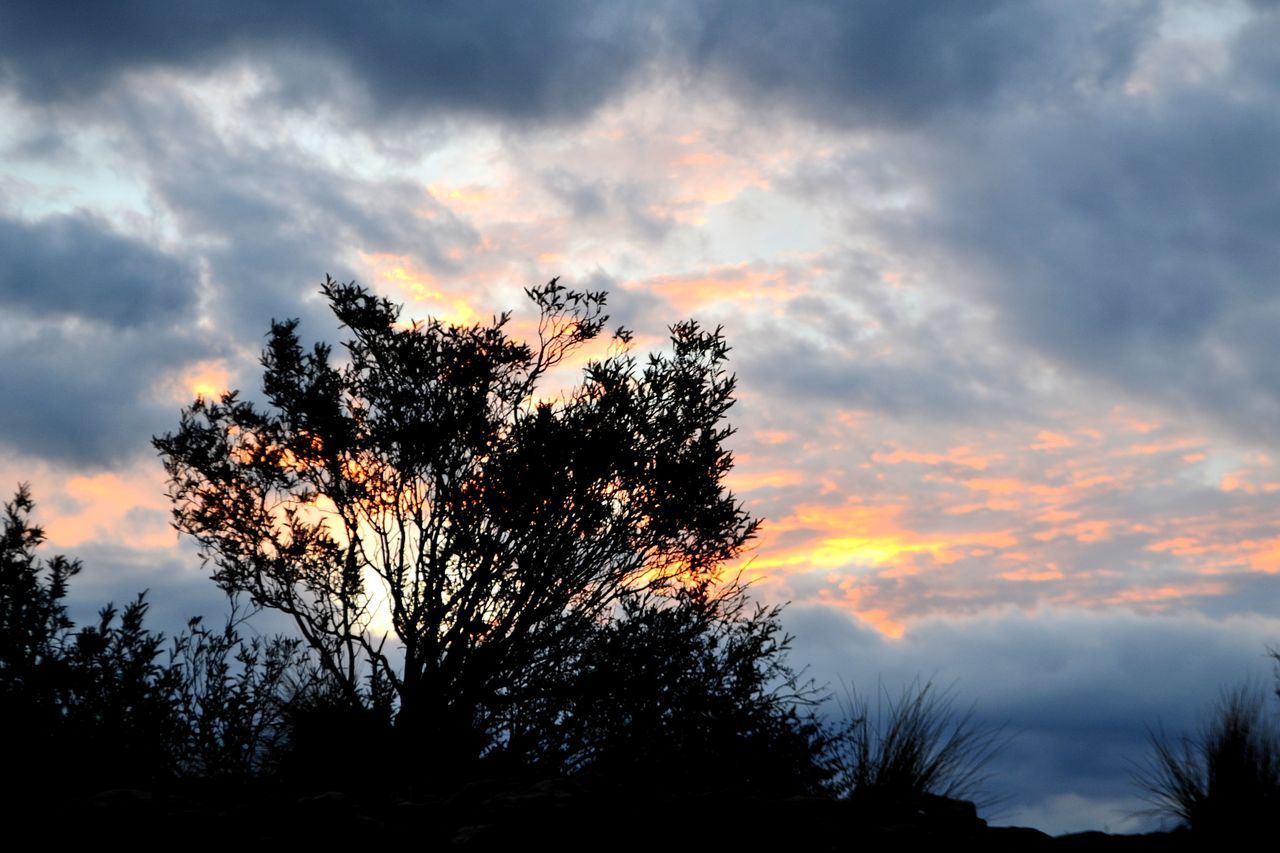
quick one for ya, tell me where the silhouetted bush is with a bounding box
[59,594,186,784]
[0,483,78,777]
[166,609,322,778]
[0,485,324,788]
[269,665,399,788]
[0,486,180,786]
[1137,682,1280,836]
[501,578,838,796]
[832,679,1006,811]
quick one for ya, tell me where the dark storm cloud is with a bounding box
[685,0,1157,127]
[0,212,197,328]
[0,321,214,467]
[0,0,655,122]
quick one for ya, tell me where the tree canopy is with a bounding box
[153,277,762,761]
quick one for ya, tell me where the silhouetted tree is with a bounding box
[154,278,760,766]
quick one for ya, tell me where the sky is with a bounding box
[3,0,1280,834]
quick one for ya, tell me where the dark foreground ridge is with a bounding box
[11,781,1195,851]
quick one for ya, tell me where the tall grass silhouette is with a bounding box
[1136,682,1280,835]
[833,679,1007,810]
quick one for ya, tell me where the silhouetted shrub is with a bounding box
[0,485,178,786]
[166,609,321,778]
[832,679,1006,811]
[58,593,185,785]
[0,483,78,777]
[271,668,398,788]
[0,485,323,788]
[499,578,838,796]
[1137,682,1280,836]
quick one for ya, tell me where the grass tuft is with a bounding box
[832,678,1007,810]
[1135,682,1280,836]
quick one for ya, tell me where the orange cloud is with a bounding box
[630,263,806,315]
[1120,437,1203,456]
[1001,566,1065,582]
[358,252,480,326]
[962,478,1065,498]
[742,500,1017,589]
[857,608,905,639]
[183,361,231,401]
[44,471,175,551]
[1031,431,1074,450]
[1245,540,1280,574]
[1147,537,1206,556]
[873,445,992,470]
[1103,582,1229,607]
[427,183,494,211]
[727,469,807,491]
[1217,459,1280,494]
[730,400,1280,634]
[1070,520,1112,543]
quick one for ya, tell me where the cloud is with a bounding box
[0,318,214,467]
[5,4,1280,832]
[0,208,217,467]
[852,6,1280,445]
[686,0,1157,127]
[0,1,1161,134]
[0,211,196,328]
[96,86,489,346]
[0,0,658,123]
[733,255,1045,426]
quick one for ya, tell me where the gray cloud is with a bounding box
[734,260,1050,426]
[0,319,214,467]
[0,209,216,466]
[686,0,1157,127]
[60,540,222,633]
[891,28,1280,443]
[0,212,196,328]
[0,0,1162,132]
[0,0,657,123]
[744,333,1023,423]
[542,169,609,219]
[106,91,483,346]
